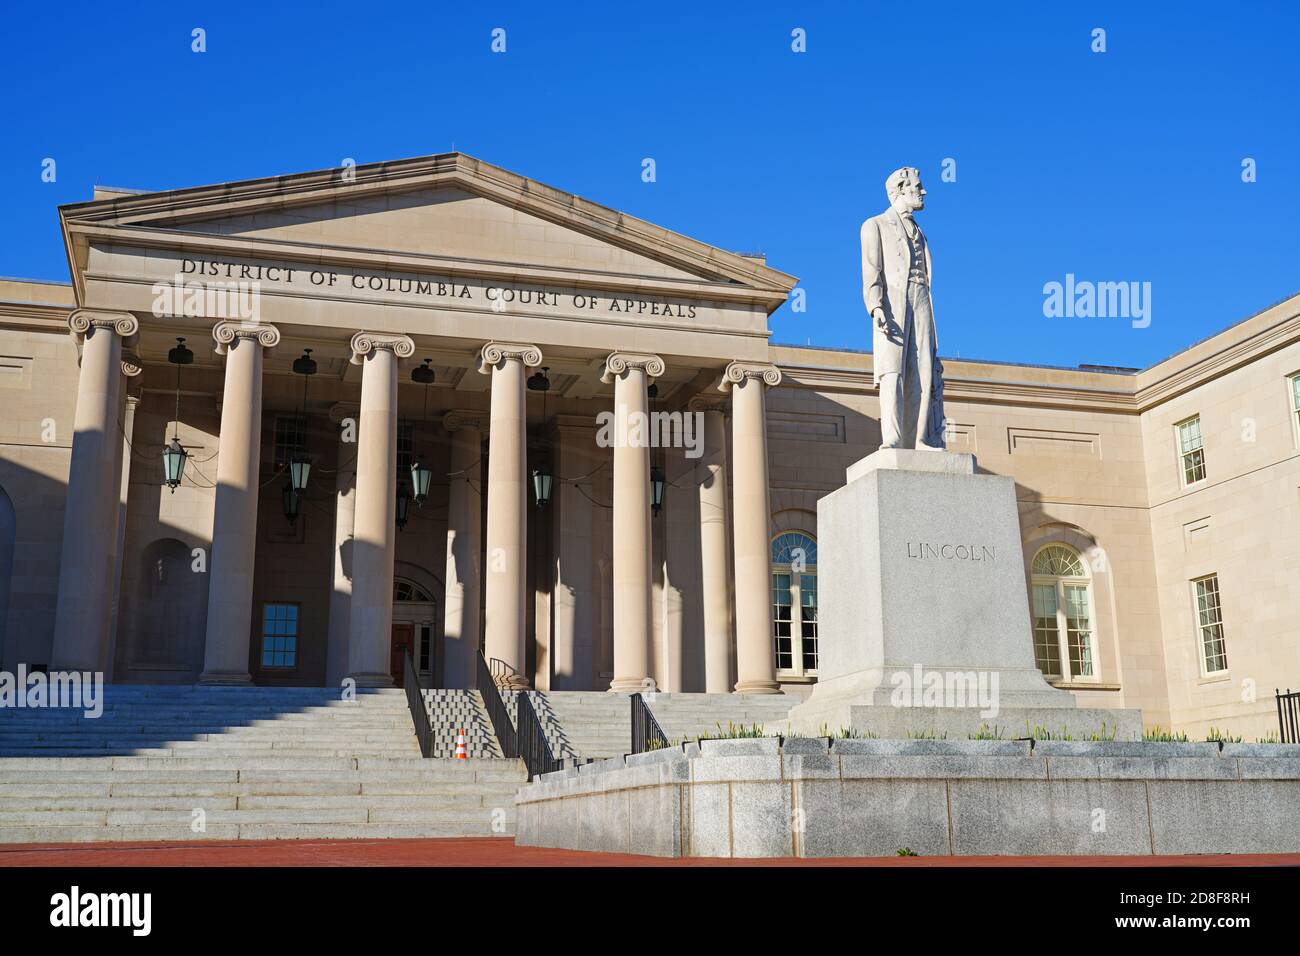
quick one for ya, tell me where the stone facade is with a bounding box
[0,155,1295,741]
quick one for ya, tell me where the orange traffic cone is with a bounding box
[454,727,468,759]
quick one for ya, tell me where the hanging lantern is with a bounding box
[162,437,188,491]
[531,465,553,509]
[289,454,311,493]
[281,483,302,525]
[410,358,435,386]
[410,459,434,506]
[396,481,411,530]
[163,337,194,493]
[650,465,666,516]
[527,367,551,392]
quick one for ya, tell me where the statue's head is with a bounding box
[885,166,925,212]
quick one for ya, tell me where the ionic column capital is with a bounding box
[717,360,782,392]
[213,321,281,356]
[349,331,415,365]
[328,402,360,426]
[476,341,543,375]
[600,351,665,384]
[68,309,139,342]
[442,410,488,433]
[687,395,728,415]
[120,351,145,378]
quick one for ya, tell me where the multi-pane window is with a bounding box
[1193,574,1228,674]
[260,603,299,669]
[396,423,415,476]
[771,532,817,677]
[273,415,305,469]
[1030,545,1096,681]
[1290,375,1300,445]
[1177,416,1206,486]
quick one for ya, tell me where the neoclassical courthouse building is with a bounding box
[0,154,1295,739]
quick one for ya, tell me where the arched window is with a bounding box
[771,532,817,677]
[393,578,433,603]
[1030,544,1096,681]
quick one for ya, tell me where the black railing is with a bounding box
[403,649,434,758]
[517,692,562,781]
[631,692,670,754]
[477,652,518,760]
[1278,688,1300,744]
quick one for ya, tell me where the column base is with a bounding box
[497,676,532,691]
[348,672,395,689]
[197,671,253,686]
[733,680,782,695]
[608,677,653,694]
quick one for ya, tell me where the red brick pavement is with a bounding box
[1,838,1297,867]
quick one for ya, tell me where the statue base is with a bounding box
[785,449,1141,738]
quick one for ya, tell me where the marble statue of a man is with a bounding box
[860,166,946,449]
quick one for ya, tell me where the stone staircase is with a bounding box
[422,689,502,758]
[0,685,526,844]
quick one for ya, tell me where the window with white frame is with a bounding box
[771,532,817,677]
[1030,544,1096,681]
[1193,574,1228,675]
[273,415,305,470]
[1289,374,1300,445]
[1176,415,1206,486]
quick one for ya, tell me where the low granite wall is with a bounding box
[514,737,1300,858]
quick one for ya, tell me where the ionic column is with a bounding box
[442,411,484,690]
[720,361,782,695]
[200,321,281,684]
[105,389,142,679]
[347,332,415,687]
[325,402,359,689]
[602,352,665,693]
[551,418,595,690]
[476,343,542,689]
[51,311,140,672]
[691,397,734,693]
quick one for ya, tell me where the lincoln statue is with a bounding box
[860,166,946,449]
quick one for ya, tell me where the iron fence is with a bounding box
[402,649,434,758]
[1278,688,1299,744]
[517,692,562,781]
[476,652,518,759]
[630,692,670,754]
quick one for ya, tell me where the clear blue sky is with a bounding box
[2,1,1296,369]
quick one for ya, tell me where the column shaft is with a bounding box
[551,423,594,689]
[347,341,403,686]
[51,314,135,672]
[605,353,663,692]
[326,405,358,689]
[727,364,782,694]
[201,325,278,682]
[443,420,482,689]
[478,343,540,689]
[697,406,734,693]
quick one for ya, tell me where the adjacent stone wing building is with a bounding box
[0,154,1295,740]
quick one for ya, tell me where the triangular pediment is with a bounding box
[60,153,796,297]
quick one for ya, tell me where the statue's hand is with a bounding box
[872,308,888,331]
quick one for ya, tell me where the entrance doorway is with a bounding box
[390,622,415,686]
[391,576,438,685]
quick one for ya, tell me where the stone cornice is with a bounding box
[212,321,281,356]
[349,331,415,365]
[718,360,782,391]
[477,342,543,375]
[600,351,665,383]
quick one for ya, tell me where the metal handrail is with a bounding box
[403,649,434,758]
[630,692,670,754]
[517,692,562,781]
[1278,688,1299,744]
[477,652,518,759]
